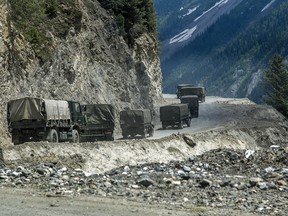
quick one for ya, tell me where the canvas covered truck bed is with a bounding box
[120,109,154,139]
[180,95,199,118]
[180,87,205,102]
[160,104,190,129]
[82,104,114,126]
[120,109,152,126]
[160,104,189,122]
[7,97,71,124]
[81,104,115,141]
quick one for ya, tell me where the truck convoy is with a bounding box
[120,109,154,139]
[7,97,84,145]
[7,87,204,145]
[160,104,191,129]
[180,95,199,118]
[80,104,115,141]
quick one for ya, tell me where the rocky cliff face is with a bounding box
[0,0,163,145]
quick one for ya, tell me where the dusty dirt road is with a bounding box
[150,94,284,139]
[0,187,264,216]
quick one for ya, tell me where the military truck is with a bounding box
[7,97,84,145]
[179,86,205,102]
[80,104,115,141]
[180,95,199,118]
[160,104,191,129]
[176,84,194,98]
[120,109,154,139]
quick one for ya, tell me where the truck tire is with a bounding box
[162,123,166,129]
[71,129,80,143]
[12,134,23,145]
[178,121,183,129]
[187,118,191,127]
[141,131,146,139]
[148,127,154,137]
[47,129,58,143]
[106,134,114,141]
[123,133,128,139]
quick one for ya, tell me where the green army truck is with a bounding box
[179,86,206,102]
[120,109,154,139]
[160,104,191,129]
[176,84,194,98]
[180,95,199,118]
[80,104,115,141]
[7,97,84,145]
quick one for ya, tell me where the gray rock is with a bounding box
[182,165,191,172]
[199,179,212,188]
[258,182,268,190]
[249,177,263,186]
[0,174,8,179]
[138,175,155,187]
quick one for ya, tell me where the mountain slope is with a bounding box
[154,0,287,102]
[0,0,162,145]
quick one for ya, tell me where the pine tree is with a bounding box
[264,54,288,117]
[98,0,157,46]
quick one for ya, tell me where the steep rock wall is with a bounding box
[0,0,163,146]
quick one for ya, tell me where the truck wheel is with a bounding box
[123,134,127,139]
[106,134,114,141]
[187,118,191,127]
[48,129,58,143]
[71,129,80,143]
[141,131,146,139]
[148,127,154,137]
[12,135,23,145]
[162,123,166,129]
[178,121,183,129]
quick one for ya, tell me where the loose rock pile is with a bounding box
[1,148,287,215]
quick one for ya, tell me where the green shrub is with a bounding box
[9,0,82,64]
[98,0,157,47]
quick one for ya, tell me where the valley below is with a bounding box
[0,95,287,216]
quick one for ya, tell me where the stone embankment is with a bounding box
[0,148,287,215]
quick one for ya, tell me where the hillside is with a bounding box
[0,0,163,145]
[154,0,288,102]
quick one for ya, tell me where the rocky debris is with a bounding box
[0,148,287,215]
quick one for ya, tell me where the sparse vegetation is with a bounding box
[264,54,288,118]
[98,0,157,47]
[9,0,82,63]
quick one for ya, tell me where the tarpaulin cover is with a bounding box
[7,97,71,123]
[43,99,70,120]
[180,87,205,97]
[160,104,189,121]
[180,95,199,107]
[81,104,115,125]
[120,109,152,125]
[7,97,44,122]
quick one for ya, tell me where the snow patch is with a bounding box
[169,26,197,44]
[182,6,199,17]
[194,0,229,21]
[261,0,276,12]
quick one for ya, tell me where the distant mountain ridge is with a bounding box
[157,0,243,61]
[154,0,288,102]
